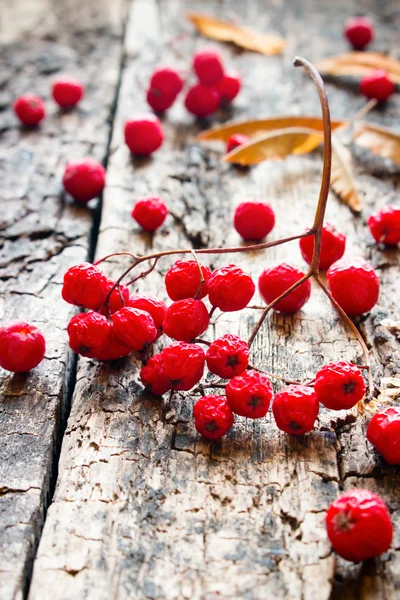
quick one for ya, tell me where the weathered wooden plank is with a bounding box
[29,0,400,599]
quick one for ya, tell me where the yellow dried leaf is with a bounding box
[331,138,362,212]
[353,121,400,166]
[358,377,400,416]
[316,52,400,84]
[186,13,286,55]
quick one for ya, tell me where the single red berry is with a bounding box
[234,201,275,241]
[13,94,46,127]
[299,223,346,270]
[367,407,400,465]
[62,158,106,203]
[91,332,132,361]
[217,70,241,102]
[314,361,366,410]
[163,299,210,342]
[193,48,224,85]
[150,67,184,97]
[0,321,45,372]
[208,264,255,312]
[52,77,84,108]
[272,385,319,435]
[146,88,176,113]
[327,257,380,316]
[124,114,164,155]
[140,354,171,396]
[127,295,167,337]
[193,395,234,440]
[62,262,108,310]
[368,205,400,246]
[344,16,374,50]
[360,70,394,103]
[258,263,311,313]
[131,196,168,232]
[112,307,157,351]
[226,134,250,154]
[159,342,205,391]
[67,312,111,358]
[165,259,212,301]
[184,84,221,117]
[206,334,249,379]
[226,370,273,419]
[326,489,393,562]
[99,281,130,316]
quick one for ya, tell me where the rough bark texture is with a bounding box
[0,0,399,599]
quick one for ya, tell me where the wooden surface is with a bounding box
[0,0,399,599]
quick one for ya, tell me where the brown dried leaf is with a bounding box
[186,13,286,55]
[381,319,400,337]
[358,378,400,416]
[316,52,400,84]
[353,121,400,166]
[331,138,362,212]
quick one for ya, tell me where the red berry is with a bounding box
[131,196,168,232]
[299,223,346,270]
[344,16,374,50]
[0,321,45,372]
[258,263,311,313]
[327,257,380,316]
[165,259,212,301]
[146,88,176,113]
[100,281,130,316]
[193,395,234,440]
[62,262,108,310]
[13,95,46,127]
[226,134,250,154]
[159,342,205,391]
[367,407,400,465]
[127,295,167,337]
[368,205,400,246]
[208,264,255,312]
[234,201,275,241]
[62,158,106,203]
[124,114,164,155]
[140,354,171,396]
[91,332,132,361]
[314,361,366,410]
[272,385,319,435]
[206,334,249,379]
[184,84,221,117]
[67,312,111,358]
[193,49,224,85]
[112,307,157,351]
[150,67,183,97]
[217,70,241,102]
[226,370,273,419]
[360,70,394,103]
[52,77,84,108]
[163,299,210,342]
[326,489,393,562]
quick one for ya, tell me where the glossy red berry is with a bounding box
[13,95,46,126]
[159,342,205,391]
[226,370,273,419]
[67,312,111,358]
[360,70,394,103]
[127,295,167,337]
[326,489,393,562]
[62,262,108,310]
[0,321,45,372]
[217,70,241,102]
[112,307,157,351]
[163,299,210,342]
[124,114,164,155]
[140,354,171,396]
[234,201,275,241]
[52,77,84,108]
[272,385,319,435]
[91,332,132,361]
[100,281,130,316]
[299,223,346,270]
[208,264,255,312]
[165,259,212,301]
[193,49,224,85]
[206,334,249,379]
[193,395,234,440]
[226,134,250,154]
[62,158,106,203]
[368,205,400,246]
[146,88,176,113]
[184,84,221,117]
[344,16,374,50]
[327,257,380,316]
[314,361,366,410]
[131,196,168,232]
[258,263,311,313]
[367,407,400,465]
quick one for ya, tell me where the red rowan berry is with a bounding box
[234,201,275,241]
[140,354,171,396]
[326,489,393,562]
[0,321,45,372]
[327,257,380,316]
[226,370,273,419]
[184,84,221,117]
[314,361,366,410]
[13,94,46,127]
[272,385,319,435]
[217,70,241,102]
[112,307,157,351]
[206,334,249,379]
[150,66,183,97]
[62,158,106,203]
[52,77,84,108]
[124,114,164,155]
[67,312,111,358]
[360,70,394,103]
[367,407,400,465]
[165,259,211,301]
[127,295,167,336]
[92,332,132,361]
[146,88,176,113]
[62,262,108,310]
[344,16,374,50]
[193,395,234,440]
[368,205,400,246]
[226,134,250,154]
[159,342,205,391]
[131,196,168,232]
[208,264,255,312]
[163,299,210,342]
[100,281,130,315]
[193,48,224,85]
[299,223,346,270]
[258,263,311,313]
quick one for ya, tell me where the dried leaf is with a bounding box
[186,13,286,55]
[358,378,400,416]
[330,138,362,212]
[316,52,400,84]
[353,121,400,166]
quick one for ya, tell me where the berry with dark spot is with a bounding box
[272,385,319,435]
[194,395,234,440]
[206,334,249,379]
[314,361,366,410]
[226,370,273,418]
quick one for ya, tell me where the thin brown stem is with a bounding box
[191,250,206,300]
[193,338,212,346]
[94,251,138,265]
[248,363,303,386]
[125,258,159,286]
[353,98,377,122]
